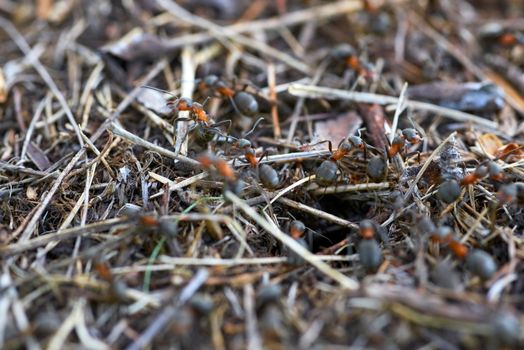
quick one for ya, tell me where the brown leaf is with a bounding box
[477,133,503,158]
[311,112,362,150]
[27,142,51,171]
[359,104,388,150]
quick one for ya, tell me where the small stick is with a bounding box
[264,175,313,210]
[109,123,200,167]
[309,182,391,196]
[267,62,281,138]
[149,172,209,199]
[17,59,168,243]
[111,255,356,272]
[174,46,196,157]
[277,197,358,229]
[0,17,85,148]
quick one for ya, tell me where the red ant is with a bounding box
[356,219,382,272]
[315,136,366,187]
[460,160,505,186]
[141,86,231,135]
[387,128,422,159]
[213,118,279,190]
[331,44,374,79]
[197,75,259,117]
[197,152,237,182]
[430,225,497,280]
[438,161,505,204]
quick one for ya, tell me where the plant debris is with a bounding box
[1,0,524,349]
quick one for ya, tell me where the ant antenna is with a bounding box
[243,117,265,138]
[140,85,178,98]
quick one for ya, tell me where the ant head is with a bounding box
[359,219,375,231]
[474,164,489,177]
[434,225,453,241]
[338,141,352,153]
[348,135,365,149]
[402,128,422,144]
[487,161,503,178]
[330,44,356,59]
[203,74,219,86]
[238,138,252,149]
[289,220,306,239]
[359,219,376,239]
[497,183,517,204]
[392,135,406,147]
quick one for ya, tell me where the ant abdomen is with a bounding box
[234,91,259,116]
[437,179,461,204]
[465,249,497,280]
[358,239,382,272]
[315,160,338,187]
[367,155,387,181]
[259,164,279,189]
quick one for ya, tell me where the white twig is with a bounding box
[289,84,498,129]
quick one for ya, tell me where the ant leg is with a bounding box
[211,120,232,133]
[173,117,193,123]
[228,96,245,118]
[258,150,269,164]
[243,117,265,138]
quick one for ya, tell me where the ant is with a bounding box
[197,152,236,182]
[330,44,374,79]
[213,118,280,190]
[430,225,497,280]
[315,136,366,187]
[356,220,382,272]
[141,86,231,137]
[197,152,248,196]
[387,128,422,159]
[197,74,259,117]
[214,117,265,164]
[437,160,506,204]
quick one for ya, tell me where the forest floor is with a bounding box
[1,0,524,349]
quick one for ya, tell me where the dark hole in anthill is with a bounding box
[301,195,370,253]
